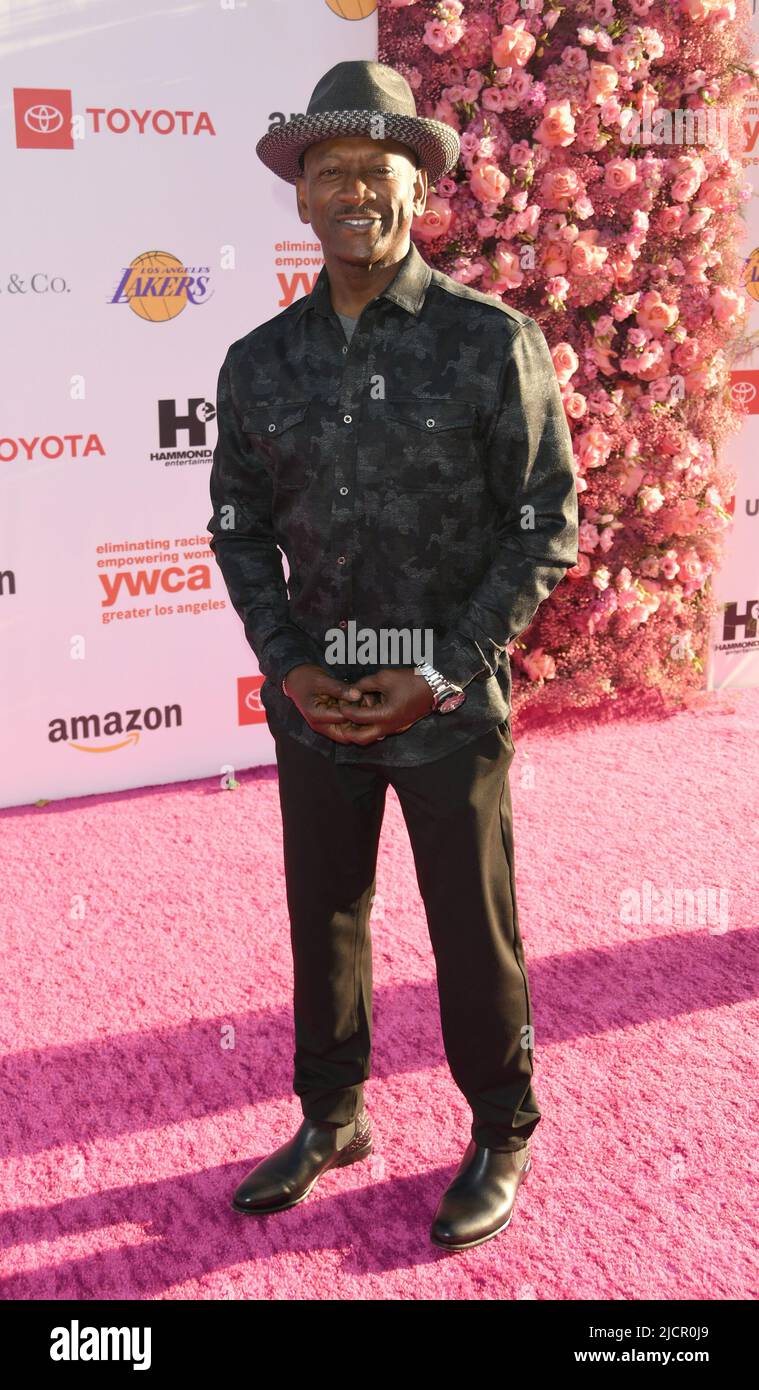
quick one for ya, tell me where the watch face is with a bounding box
[438,690,466,714]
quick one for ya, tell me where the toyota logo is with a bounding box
[731,380,757,408]
[24,103,64,134]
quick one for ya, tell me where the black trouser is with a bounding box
[272,720,540,1152]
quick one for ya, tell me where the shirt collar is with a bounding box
[292,238,432,324]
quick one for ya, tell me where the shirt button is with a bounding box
[342,345,348,355]
[268,423,276,432]
[339,486,349,495]
[343,414,352,424]
[426,418,435,428]
[339,619,347,628]
[337,555,346,565]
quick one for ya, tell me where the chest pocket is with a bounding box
[242,402,311,490]
[379,399,478,492]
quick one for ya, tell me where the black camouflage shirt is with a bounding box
[206,238,579,766]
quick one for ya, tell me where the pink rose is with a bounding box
[575,110,604,152]
[604,157,638,193]
[709,287,744,322]
[492,22,536,69]
[636,290,679,335]
[469,162,509,206]
[587,62,619,104]
[545,275,570,306]
[522,647,556,681]
[569,230,609,276]
[579,521,601,552]
[535,100,576,148]
[551,341,580,387]
[541,245,569,276]
[541,166,584,210]
[578,426,613,470]
[611,293,639,320]
[492,245,525,289]
[509,140,532,167]
[412,193,453,242]
[564,391,587,419]
[656,205,686,235]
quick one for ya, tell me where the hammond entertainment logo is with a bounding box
[14,86,214,148]
[50,1319,151,1370]
[49,702,182,753]
[110,252,213,321]
[713,598,759,653]
[153,397,216,466]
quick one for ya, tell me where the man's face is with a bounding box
[295,135,428,264]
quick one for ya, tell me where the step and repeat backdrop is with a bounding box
[1,0,756,810]
[712,67,759,697]
[1,0,377,809]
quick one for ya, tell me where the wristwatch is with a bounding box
[414,661,467,714]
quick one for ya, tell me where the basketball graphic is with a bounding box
[325,0,377,19]
[741,246,759,304]
[120,250,188,321]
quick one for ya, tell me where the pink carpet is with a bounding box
[1,688,757,1301]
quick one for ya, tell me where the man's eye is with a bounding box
[320,166,394,177]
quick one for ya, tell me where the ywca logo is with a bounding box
[237,676,266,725]
[14,88,73,149]
[110,251,212,320]
[730,370,759,413]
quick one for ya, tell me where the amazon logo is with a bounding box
[49,703,182,753]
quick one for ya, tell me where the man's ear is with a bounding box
[413,164,429,217]
[295,175,310,225]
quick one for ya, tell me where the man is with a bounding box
[207,60,578,1251]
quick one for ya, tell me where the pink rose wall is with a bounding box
[382,0,759,726]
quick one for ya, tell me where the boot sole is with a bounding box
[429,1155,532,1251]
[230,1137,373,1216]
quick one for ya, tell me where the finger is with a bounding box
[334,702,394,724]
[352,672,390,691]
[344,725,387,743]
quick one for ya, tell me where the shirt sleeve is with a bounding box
[206,350,320,685]
[433,316,579,689]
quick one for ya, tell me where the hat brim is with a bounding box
[256,110,460,186]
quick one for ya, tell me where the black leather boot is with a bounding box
[430,1141,532,1250]
[231,1107,373,1215]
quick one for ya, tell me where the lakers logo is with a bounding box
[110,250,213,320]
[324,0,377,18]
[741,246,759,304]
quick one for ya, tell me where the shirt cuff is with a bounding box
[432,633,494,689]
[258,631,320,688]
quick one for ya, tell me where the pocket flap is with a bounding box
[383,400,477,431]
[243,403,309,435]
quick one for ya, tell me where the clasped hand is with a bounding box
[284,663,435,745]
